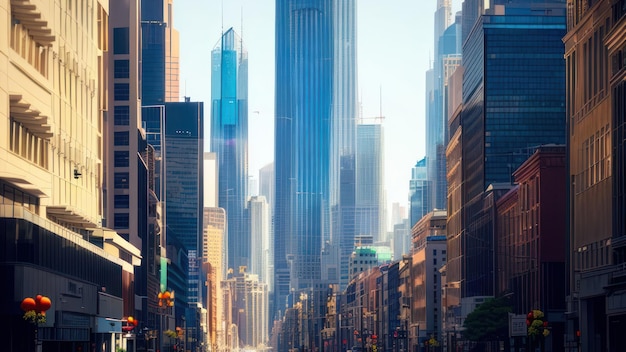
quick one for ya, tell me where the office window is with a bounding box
[114,195,129,208]
[114,83,129,101]
[114,173,129,189]
[114,60,130,78]
[114,106,130,125]
[113,27,129,54]
[114,132,129,146]
[114,213,129,228]
[114,151,129,167]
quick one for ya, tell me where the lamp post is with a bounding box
[21,295,51,352]
[158,291,175,352]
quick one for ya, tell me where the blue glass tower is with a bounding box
[210,28,249,273]
[274,0,333,312]
[330,0,358,289]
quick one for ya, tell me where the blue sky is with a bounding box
[175,0,462,222]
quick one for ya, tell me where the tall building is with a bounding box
[163,102,204,299]
[211,28,249,273]
[2,1,141,351]
[355,124,385,243]
[425,0,461,215]
[274,0,334,313]
[203,207,226,350]
[410,210,447,347]
[106,0,163,346]
[248,196,271,286]
[409,157,430,228]
[141,0,180,105]
[330,0,359,289]
[450,0,567,329]
[564,0,626,350]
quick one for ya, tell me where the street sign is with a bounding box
[509,313,527,337]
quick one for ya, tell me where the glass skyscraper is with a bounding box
[355,124,385,243]
[451,0,566,304]
[274,0,334,313]
[210,28,249,273]
[163,102,205,301]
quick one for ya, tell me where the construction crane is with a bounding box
[359,86,385,124]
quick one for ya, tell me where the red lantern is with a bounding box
[21,297,36,312]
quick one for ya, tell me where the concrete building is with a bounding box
[564,1,626,350]
[1,1,141,351]
[410,211,447,347]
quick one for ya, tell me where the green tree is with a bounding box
[462,296,512,342]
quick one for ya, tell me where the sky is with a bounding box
[175,0,462,221]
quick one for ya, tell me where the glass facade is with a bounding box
[331,0,358,289]
[210,28,249,272]
[458,4,566,299]
[162,102,204,305]
[274,0,333,311]
[355,124,385,243]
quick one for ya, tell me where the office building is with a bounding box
[355,124,385,243]
[211,28,250,274]
[450,0,567,330]
[248,196,271,286]
[409,157,430,227]
[274,0,334,311]
[163,102,204,298]
[2,1,141,351]
[564,1,626,350]
[141,0,180,105]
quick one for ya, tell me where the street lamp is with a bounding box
[21,295,51,352]
[158,291,175,351]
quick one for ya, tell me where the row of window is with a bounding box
[575,124,611,194]
[9,119,49,169]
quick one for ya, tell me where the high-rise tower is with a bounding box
[447,0,566,327]
[210,28,249,273]
[274,0,334,313]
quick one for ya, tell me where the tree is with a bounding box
[462,296,512,342]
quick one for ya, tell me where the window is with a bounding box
[114,60,130,78]
[114,132,129,146]
[114,151,129,167]
[113,27,129,54]
[114,83,129,101]
[114,106,130,125]
[114,195,129,208]
[114,213,129,228]
[114,173,129,189]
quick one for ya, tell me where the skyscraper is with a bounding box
[141,0,180,105]
[163,102,205,304]
[425,0,461,217]
[274,0,334,312]
[356,124,385,243]
[449,0,566,324]
[330,0,359,289]
[409,158,430,228]
[211,28,249,273]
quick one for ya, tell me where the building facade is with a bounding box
[563,0,626,350]
[274,0,334,315]
[211,28,250,273]
[2,1,141,351]
[356,124,385,242]
[450,0,567,328]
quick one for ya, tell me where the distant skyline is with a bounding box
[175,0,462,223]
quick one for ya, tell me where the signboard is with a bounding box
[509,313,527,337]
